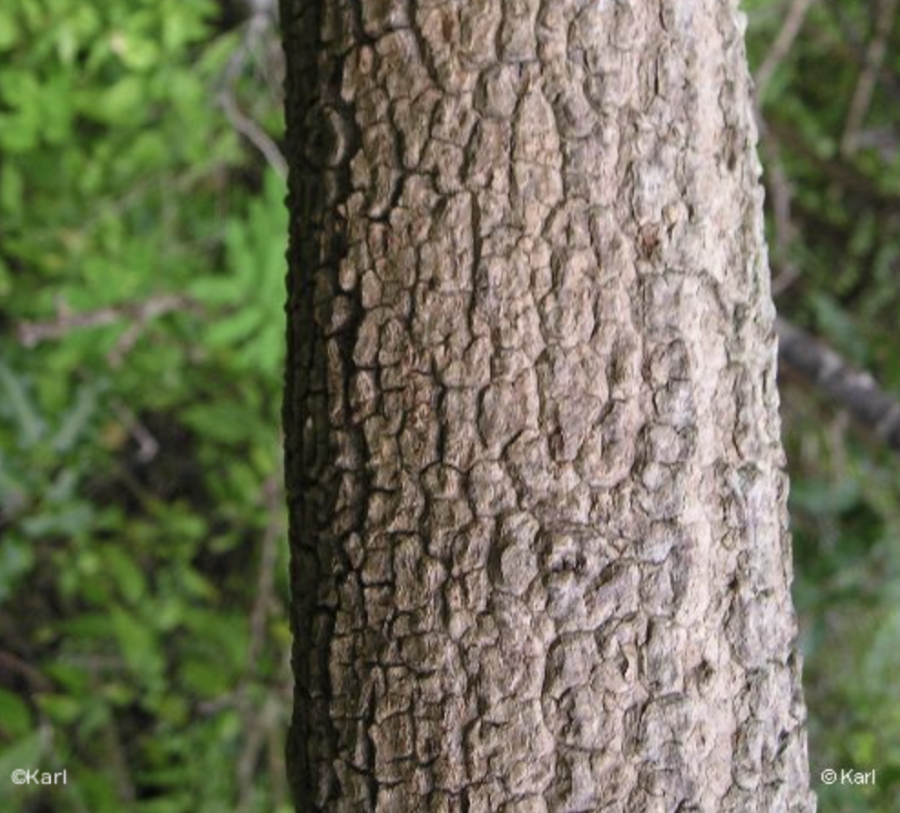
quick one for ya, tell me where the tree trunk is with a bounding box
[281,0,815,810]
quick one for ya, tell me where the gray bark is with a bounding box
[281,0,815,810]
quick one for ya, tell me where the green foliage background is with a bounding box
[1,2,291,811]
[746,1,900,809]
[0,0,898,810]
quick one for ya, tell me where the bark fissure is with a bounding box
[282,0,814,810]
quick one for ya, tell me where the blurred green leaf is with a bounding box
[0,732,44,786]
[0,362,46,445]
[0,687,32,739]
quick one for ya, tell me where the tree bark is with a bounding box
[281,1,815,810]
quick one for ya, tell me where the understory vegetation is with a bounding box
[0,0,898,810]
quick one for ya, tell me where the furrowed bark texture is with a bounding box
[281,0,814,810]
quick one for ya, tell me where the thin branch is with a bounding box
[777,317,900,452]
[822,0,900,106]
[759,126,802,295]
[246,473,283,671]
[89,672,136,806]
[17,294,196,352]
[765,115,900,212]
[0,649,52,692]
[840,0,900,156]
[218,10,287,179]
[235,469,287,813]
[755,0,818,98]
[267,704,288,811]
[218,88,287,180]
[110,400,160,463]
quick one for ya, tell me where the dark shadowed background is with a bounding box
[0,0,898,810]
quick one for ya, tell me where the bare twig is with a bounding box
[765,115,900,211]
[0,649,52,692]
[218,8,287,179]
[17,294,197,366]
[840,0,900,156]
[218,88,287,179]
[777,317,900,453]
[267,710,288,810]
[110,400,160,463]
[237,698,282,812]
[821,0,900,107]
[235,469,287,813]
[759,125,802,295]
[755,0,818,98]
[90,673,136,806]
[58,654,125,671]
[246,474,283,671]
